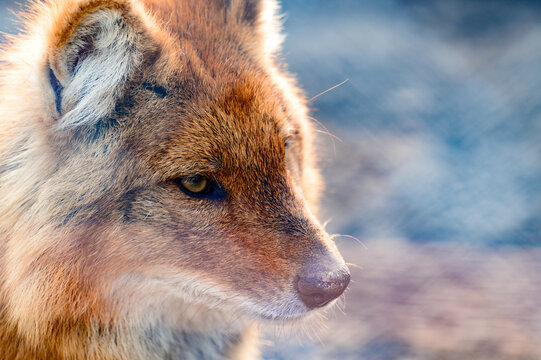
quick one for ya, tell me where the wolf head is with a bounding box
[1,0,349,337]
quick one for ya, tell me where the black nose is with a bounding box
[296,265,350,309]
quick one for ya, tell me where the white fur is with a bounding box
[55,9,142,128]
[106,267,311,331]
[259,0,284,58]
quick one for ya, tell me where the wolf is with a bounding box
[0,0,350,358]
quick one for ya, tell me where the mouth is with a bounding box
[257,310,309,322]
[245,296,340,322]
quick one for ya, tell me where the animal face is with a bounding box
[3,0,349,329]
[109,70,350,320]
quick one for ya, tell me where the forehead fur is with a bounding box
[142,0,284,59]
[131,69,291,184]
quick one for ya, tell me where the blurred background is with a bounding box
[1,1,540,359]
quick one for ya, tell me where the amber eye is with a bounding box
[174,175,225,200]
[180,175,208,194]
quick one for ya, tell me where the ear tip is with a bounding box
[48,0,135,46]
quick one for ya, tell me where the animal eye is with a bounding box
[179,175,209,194]
[174,175,225,200]
[284,136,292,148]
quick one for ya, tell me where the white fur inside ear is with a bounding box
[55,9,142,129]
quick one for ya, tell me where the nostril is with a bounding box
[296,268,350,309]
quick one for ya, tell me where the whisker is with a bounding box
[308,115,340,139]
[335,296,347,315]
[300,321,314,342]
[310,115,343,156]
[307,115,343,156]
[310,319,325,346]
[308,78,349,103]
[345,262,364,271]
[331,233,368,249]
[313,128,343,143]
[322,218,333,231]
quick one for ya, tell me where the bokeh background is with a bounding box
[1,1,540,359]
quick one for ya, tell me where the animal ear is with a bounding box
[48,0,152,128]
[228,0,283,57]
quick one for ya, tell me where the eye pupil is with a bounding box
[181,175,208,194]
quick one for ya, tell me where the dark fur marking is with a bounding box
[69,33,95,75]
[75,117,120,143]
[49,67,63,113]
[243,0,260,25]
[113,91,136,118]
[120,189,137,223]
[69,115,119,145]
[0,135,30,176]
[62,209,79,225]
[143,82,168,98]
[0,161,19,177]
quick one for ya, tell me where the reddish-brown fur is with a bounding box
[0,0,348,358]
